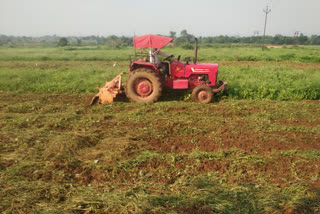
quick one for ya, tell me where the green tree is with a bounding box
[273,34,285,45]
[175,29,194,45]
[180,29,188,36]
[106,35,121,49]
[76,38,81,46]
[310,35,320,45]
[58,37,68,46]
[169,31,176,38]
[297,34,309,45]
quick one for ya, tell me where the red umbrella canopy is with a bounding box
[133,34,173,49]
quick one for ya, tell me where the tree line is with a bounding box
[1,30,320,48]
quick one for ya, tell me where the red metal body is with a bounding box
[130,61,159,74]
[165,61,218,89]
[130,60,219,90]
[129,34,226,95]
[91,34,226,105]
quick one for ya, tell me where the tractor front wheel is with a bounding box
[192,85,213,104]
[125,69,162,103]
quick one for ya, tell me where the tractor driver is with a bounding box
[149,48,171,65]
[149,48,173,78]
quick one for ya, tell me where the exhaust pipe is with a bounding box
[193,37,198,64]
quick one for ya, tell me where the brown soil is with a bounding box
[0,92,91,106]
[91,154,318,189]
[266,45,305,49]
[148,129,319,154]
[1,93,318,190]
[175,205,213,214]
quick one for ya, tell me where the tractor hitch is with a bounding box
[212,80,228,94]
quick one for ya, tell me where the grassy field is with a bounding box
[0,45,319,63]
[0,46,319,213]
[0,60,319,100]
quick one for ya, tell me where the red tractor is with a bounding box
[90,34,227,105]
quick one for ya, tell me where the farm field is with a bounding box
[0,46,319,213]
[0,45,319,63]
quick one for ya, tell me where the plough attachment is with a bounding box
[89,72,125,105]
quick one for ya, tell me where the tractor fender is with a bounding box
[130,62,159,74]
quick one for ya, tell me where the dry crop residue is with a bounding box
[1,93,319,213]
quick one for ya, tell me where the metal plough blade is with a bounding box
[89,72,124,105]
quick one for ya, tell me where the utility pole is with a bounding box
[294,31,300,44]
[262,5,271,51]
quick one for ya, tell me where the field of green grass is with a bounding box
[0,45,319,63]
[0,60,319,100]
[0,45,319,213]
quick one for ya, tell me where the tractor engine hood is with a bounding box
[186,63,219,73]
[184,63,219,88]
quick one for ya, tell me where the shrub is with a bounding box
[181,43,194,50]
[279,53,296,60]
[58,38,68,47]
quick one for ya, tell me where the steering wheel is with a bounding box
[163,55,174,61]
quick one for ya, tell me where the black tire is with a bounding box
[192,85,213,104]
[125,68,162,103]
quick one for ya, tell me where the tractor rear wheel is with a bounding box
[125,68,162,103]
[192,85,213,104]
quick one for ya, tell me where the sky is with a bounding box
[0,0,319,37]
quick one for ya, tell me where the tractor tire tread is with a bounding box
[192,85,213,104]
[125,68,162,103]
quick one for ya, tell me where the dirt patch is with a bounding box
[166,107,187,112]
[102,157,180,185]
[0,92,90,106]
[266,45,305,49]
[310,180,320,191]
[98,154,319,189]
[277,119,319,128]
[175,205,213,214]
[78,137,149,164]
[73,167,106,186]
[266,45,284,49]
[196,159,230,174]
[148,129,319,155]
[253,157,318,187]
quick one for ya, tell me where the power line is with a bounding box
[262,5,271,51]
